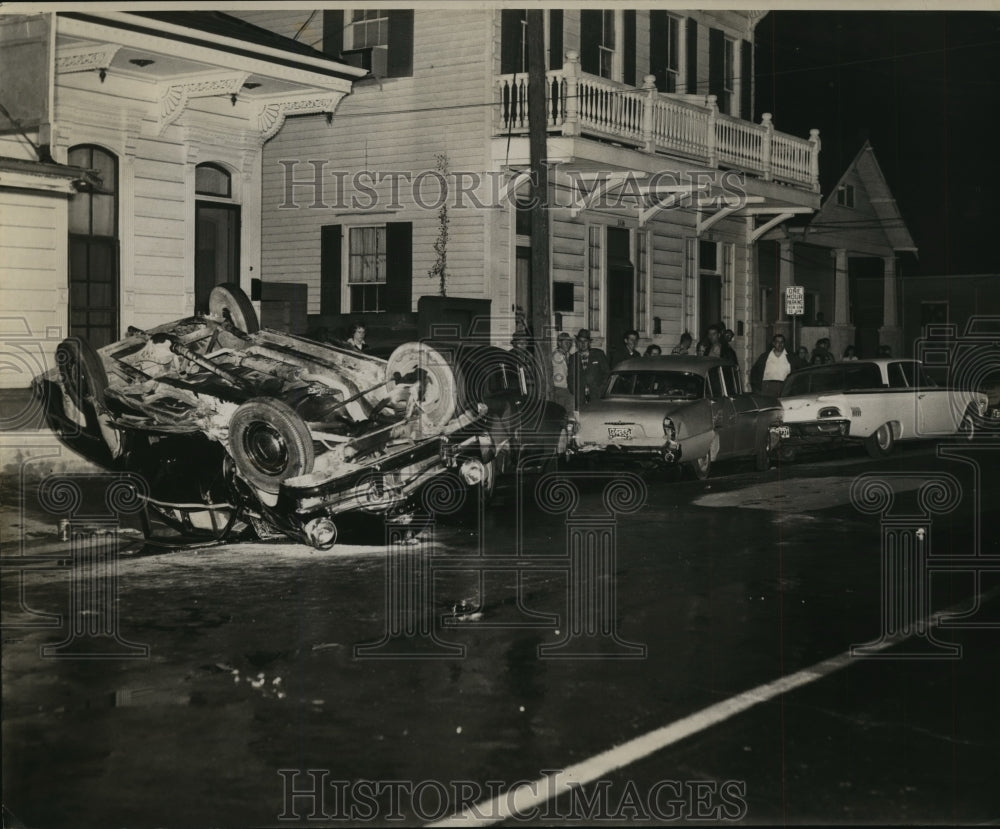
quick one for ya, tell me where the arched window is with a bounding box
[68,145,118,348]
[195,163,240,313]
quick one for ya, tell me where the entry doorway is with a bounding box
[195,202,240,314]
[605,227,634,342]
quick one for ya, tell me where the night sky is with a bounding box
[755,10,1000,277]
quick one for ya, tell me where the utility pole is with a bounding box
[526,10,551,362]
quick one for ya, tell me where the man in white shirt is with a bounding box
[749,334,796,396]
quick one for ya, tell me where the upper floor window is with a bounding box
[708,27,738,116]
[723,37,735,111]
[598,10,616,79]
[581,9,625,82]
[500,10,564,74]
[349,9,388,49]
[836,184,856,208]
[650,12,683,93]
[322,9,412,78]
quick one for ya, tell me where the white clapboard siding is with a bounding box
[260,10,492,314]
[0,191,66,388]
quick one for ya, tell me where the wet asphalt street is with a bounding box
[3,441,1000,827]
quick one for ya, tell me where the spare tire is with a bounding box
[56,336,109,413]
[209,283,259,334]
[385,342,457,431]
[228,398,314,494]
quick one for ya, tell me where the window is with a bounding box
[664,15,680,92]
[348,226,387,313]
[606,370,704,399]
[500,10,563,74]
[598,10,616,79]
[721,364,742,395]
[195,163,240,314]
[322,10,413,78]
[836,185,855,208]
[722,37,735,114]
[68,145,118,348]
[708,367,725,398]
[349,9,388,48]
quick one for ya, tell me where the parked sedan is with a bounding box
[772,358,989,459]
[34,284,491,549]
[567,356,783,478]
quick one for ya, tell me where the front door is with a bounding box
[605,227,633,347]
[195,201,240,314]
[515,245,532,333]
[699,273,722,340]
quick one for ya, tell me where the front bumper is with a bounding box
[770,419,852,447]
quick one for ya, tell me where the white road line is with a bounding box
[430,586,1000,827]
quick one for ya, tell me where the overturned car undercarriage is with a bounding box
[35,285,493,549]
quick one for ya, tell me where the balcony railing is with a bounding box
[496,50,820,192]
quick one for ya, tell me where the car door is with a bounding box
[723,365,762,456]
[910,362,957,435]
[708,365,738,456]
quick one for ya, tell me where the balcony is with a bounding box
[496,50,820,192]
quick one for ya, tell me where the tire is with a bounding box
[479,458,497,502]
[778,446,797,464]
[385,342,457,432]
[209,283,259,334]
[228,398,314,494]
[864,423,895,459]
[56,337,108,412]
[686,453,712,480]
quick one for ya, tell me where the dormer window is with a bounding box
[836,184,856,208]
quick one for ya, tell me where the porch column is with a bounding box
[829,247,855,358]
[773,238,794,342]
[879,254,903,357]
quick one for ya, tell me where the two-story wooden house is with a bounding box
[0,10,363,390]
[236,8,821,367]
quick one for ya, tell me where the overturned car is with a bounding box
[34,285,492,548]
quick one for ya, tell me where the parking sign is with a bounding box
[785,285,805,316]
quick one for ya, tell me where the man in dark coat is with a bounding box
[705,323,738,367]
[611,329,641,367]
[568,328,610,408]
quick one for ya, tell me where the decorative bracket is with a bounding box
[55,44,121,75]
[154,72,250,136]
[255,93,347,143]
[637,184,711,226]
[748,207,815,242]
[695,195,765,235]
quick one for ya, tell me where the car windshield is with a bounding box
[605,370,705,399]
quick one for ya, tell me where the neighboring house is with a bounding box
[757,141,917,360]
[0,10,363,388]
[234,9,821,366]
[901,273,1000,362]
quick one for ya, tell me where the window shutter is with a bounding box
[580,10,601,76]
[320,224,342,315]
[709,27,724,102]
[322,11,343,58]
[623,10,636,86]
[386,11,414,78]
[685,18,698,95]
[741,39,753,120]
[385,222,413,313]
[649,10,668,93]
[548,9,563,70]
[500,10,526,74]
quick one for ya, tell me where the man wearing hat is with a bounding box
[568,329,609,408]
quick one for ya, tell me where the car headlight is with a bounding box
[662,415,676,441]
[818,407,841,418]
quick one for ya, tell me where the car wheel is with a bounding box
[686,453,712,480]
[209,283,260,334]
[385,342,457,432]
[864,423,895,458]
[56,336,108,413]
[229,398,315,494]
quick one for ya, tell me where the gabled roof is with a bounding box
[810,141,917,254]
